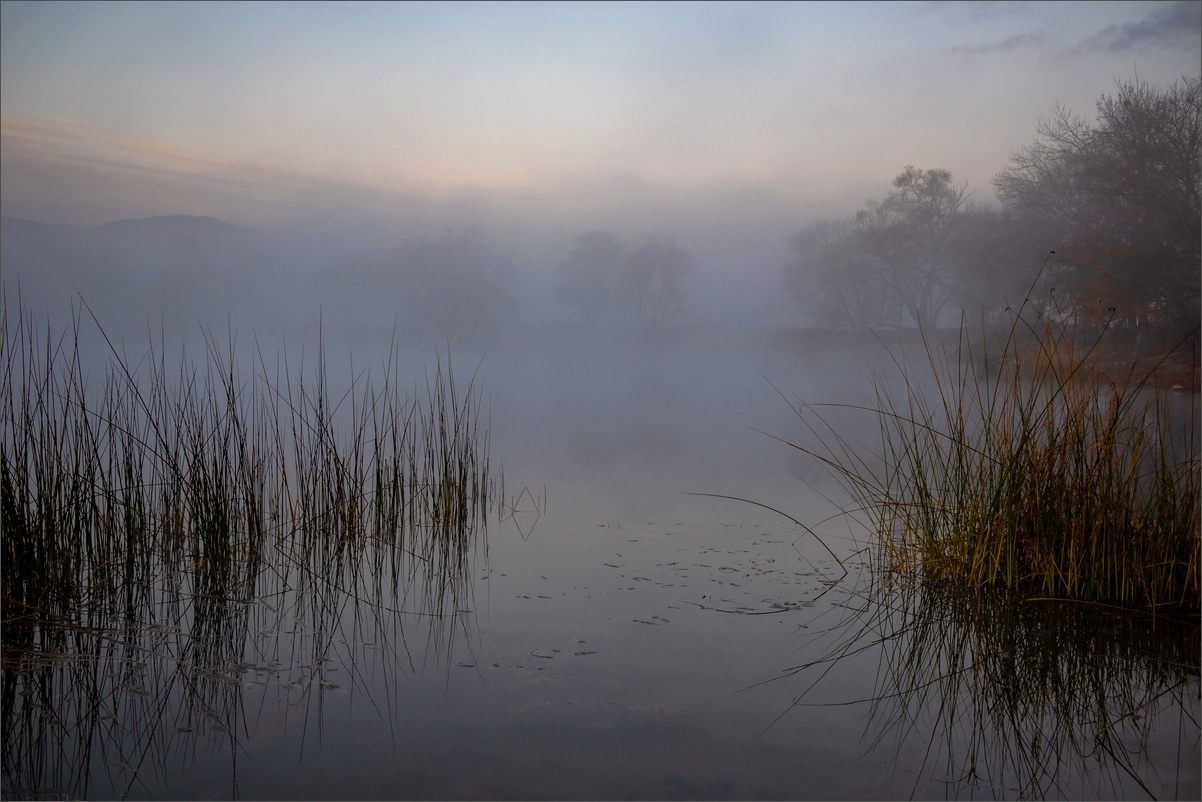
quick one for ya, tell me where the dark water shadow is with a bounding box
[772,570,1200,799]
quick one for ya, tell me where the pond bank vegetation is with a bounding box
[1,300,495,667]
[783,296,1200,611]
[2,301,498,797]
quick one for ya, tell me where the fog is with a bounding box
[3,4,1200,798]
[3,0,1199,479]
[4,3,1200,345]
[3,0,1199,458]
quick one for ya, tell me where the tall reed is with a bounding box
[786,300,1200,609]
[1,299,495,654]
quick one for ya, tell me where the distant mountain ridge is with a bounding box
[93,214,251,236]
[1,213,247,234]
[1,213,273,338]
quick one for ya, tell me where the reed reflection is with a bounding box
[1,305,495,800]
[783,575,1200,799]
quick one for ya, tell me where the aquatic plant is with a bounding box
[782,288,1200,609]
[1,299,496,797]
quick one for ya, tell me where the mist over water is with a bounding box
[3,2,1200,799]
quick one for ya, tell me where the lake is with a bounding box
[2,327,1198,800]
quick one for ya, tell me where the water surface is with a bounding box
[4,329,1198,800]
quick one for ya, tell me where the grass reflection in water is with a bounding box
[766,279,1200,798]
[777,574,1199,799]
[1,303,495,800]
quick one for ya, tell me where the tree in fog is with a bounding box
[784,166,973,329]
[784,219,901,329]
[940,205,1031,327]
[994,77,1201,332]
[554,231,630,325]
[309,229,518,340]
[626,236,695,327]
[555,231,695,327]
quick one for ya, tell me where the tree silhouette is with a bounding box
[995,76,1200,332]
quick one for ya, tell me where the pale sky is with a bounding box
[1,1,1199,233]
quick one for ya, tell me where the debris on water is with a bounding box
[574,651,597,656]
[633,619,657,625]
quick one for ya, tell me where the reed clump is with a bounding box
[788,301,1200,610]
[0,300,495,657]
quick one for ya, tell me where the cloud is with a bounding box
[945,31,1047,56]
[1071,1,1201,55]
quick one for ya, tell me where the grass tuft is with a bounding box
[784,291,1200,610]
[1,298,496,657]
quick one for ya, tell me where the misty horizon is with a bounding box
[1,4,1199,800]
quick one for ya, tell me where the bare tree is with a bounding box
[626,237,695,327]
[995,76,1201,332]
[554,230,630,325]
[784,219,900,329]
[555,231,695,327]
[785,166,971,330]
[867,165,971,329]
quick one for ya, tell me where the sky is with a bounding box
[1,1,1199,238]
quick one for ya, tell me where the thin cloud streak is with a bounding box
[945,31,1048,56]
[1070,0,1202,55]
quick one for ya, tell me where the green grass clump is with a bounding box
[787,302,1200,610]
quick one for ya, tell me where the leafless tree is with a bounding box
[555,231,695,327]
[554,230,630,326]
[785,166,971,330]
[784,219,900,329]
[626,236,695,327]
[994,76,1200,331]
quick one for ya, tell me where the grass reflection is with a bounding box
[782,574,1200,798]
[1,302,495,799]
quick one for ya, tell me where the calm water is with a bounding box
[3,329,1199,800]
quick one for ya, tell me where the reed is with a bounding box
[2,299,496,797]
[784,295,1200,610]
[1,299,495,657]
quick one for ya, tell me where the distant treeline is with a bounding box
[553,232,695,329]
[2,76,1196,342]
[784,76,1201,337]
[0,217,525,343]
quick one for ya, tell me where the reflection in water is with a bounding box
[1,313,494,799]
[782,572,1200,799]
[2,552,488,799]
[2,323,1197,799]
